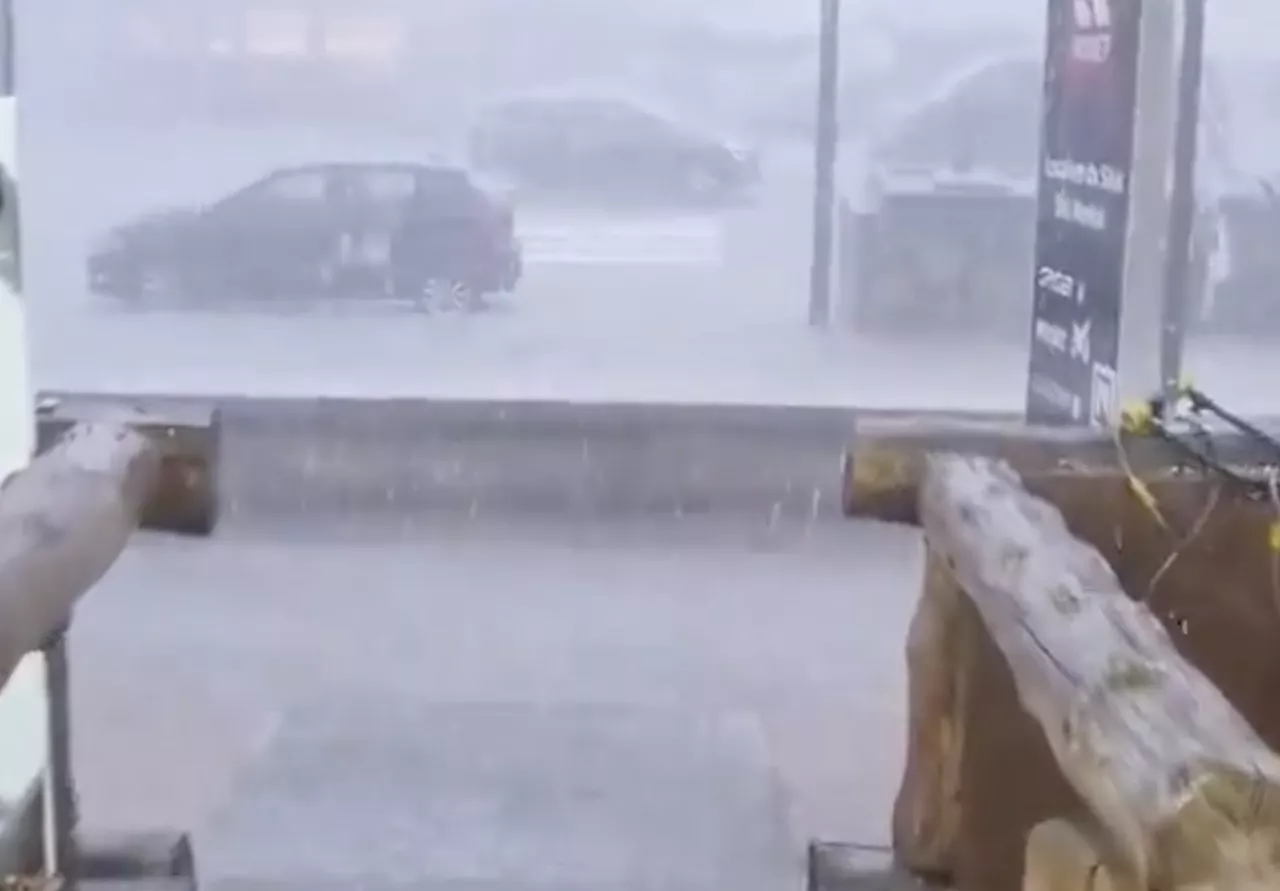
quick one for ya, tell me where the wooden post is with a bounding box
[891,547,971,880]
[36,396,220,535]
[0,422,159,690]
[920,454,1280,891]
[1023,819,1136,891]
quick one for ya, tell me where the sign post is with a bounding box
[1025,0,1178,425]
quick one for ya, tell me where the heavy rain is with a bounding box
[16,0,1280,406]
[3,1,1280,889]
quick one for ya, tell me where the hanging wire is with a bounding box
[1183,385,1280,457]
[1132,383,1280,499]
[1114,386,1280,608]
[1145,482,1221,603]
[1268,467,1280,620]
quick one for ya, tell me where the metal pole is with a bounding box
[808,0,840,328]
[1115,0,1179,416]
[42,630,78,888]
[1159,0,1206,417]
[0,0,12,96]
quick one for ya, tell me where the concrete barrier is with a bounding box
[38,394,1020,524]
[223,398,862,521]
[33,395,847,522]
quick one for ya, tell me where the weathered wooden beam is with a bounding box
[891,547,970,880]
[920,454,1280,890]
[36,395,219,535]
[842,415,1269,524]
[0,423,159,690]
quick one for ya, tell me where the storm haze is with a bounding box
[5,0,1278,408]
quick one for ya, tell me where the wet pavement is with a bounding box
[68,518,916,890]
[22,122,1280,414]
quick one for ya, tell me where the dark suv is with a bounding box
[469,95,760,207]
[839,53,1270,336]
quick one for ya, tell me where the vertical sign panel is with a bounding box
[1024,0,1142,425]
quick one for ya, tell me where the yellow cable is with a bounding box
[1114,399,1171,534]
[1268,470,1280,553]
[1119,400,1153,435]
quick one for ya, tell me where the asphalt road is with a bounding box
[68,517,917,891]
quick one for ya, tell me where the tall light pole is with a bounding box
[1159,0,1206,416]
[807,0,840,328]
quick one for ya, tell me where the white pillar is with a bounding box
[0,0,30,480]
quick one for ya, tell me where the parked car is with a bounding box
[468,94,760,207]
[839,52,1274,336]
[87,162,523,310]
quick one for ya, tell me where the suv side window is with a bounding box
[356,169,417,205]
[583,103,671,152]
[258,170,330,204]
[950,63,1041,173]
[881,97,963,168]
[559,106,604,154]
[216,169,329,217]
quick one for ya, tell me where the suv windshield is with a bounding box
[877,56,1042,176]
[1210,63,1280,184]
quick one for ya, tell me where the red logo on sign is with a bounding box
[1071,0,1112,62]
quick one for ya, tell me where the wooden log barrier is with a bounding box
[842,415,1274,524]
[919,454,1280,891]
[37,395,220,535]
[0,423,159,690]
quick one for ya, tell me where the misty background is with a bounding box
[13,0,1280,409]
